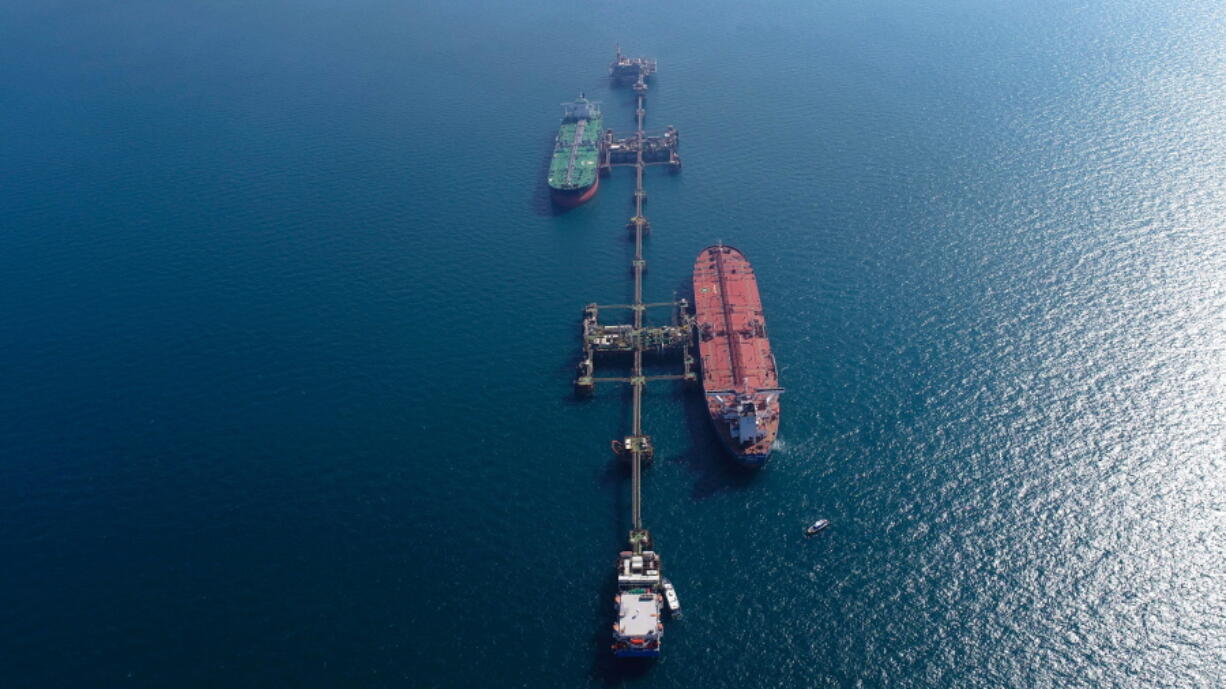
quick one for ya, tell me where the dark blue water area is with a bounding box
[2,1,1223,687]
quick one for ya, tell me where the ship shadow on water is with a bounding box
[671,382,760,499]
[531,130,571,217]
[667,277,760,498]
[589,640,656,684]
[588,577,657,684]
[587,556,657,684]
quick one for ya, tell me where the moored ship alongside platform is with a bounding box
[692,244,782,466]
[612,550,664,657]
[548,96,602,207]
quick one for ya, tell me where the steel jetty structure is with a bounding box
[548,95,602,207]
[609,45,656,92]
[692,244,782,466]
[572,48,685,659]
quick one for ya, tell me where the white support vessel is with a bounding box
[661,578,681,618]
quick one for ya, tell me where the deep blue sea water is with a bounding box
[2,1,1223,687]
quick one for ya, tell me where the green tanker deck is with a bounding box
[548,96,602,207]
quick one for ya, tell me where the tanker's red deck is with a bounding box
[692,245,780,463]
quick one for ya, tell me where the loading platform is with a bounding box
[575,50,690,658]
[599,126,681,176]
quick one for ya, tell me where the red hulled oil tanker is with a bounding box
[692,244,782,466]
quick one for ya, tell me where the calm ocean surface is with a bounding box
[2,1,1223,687]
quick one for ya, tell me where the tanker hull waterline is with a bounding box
[550,175,599,208]
[692,245,782,466]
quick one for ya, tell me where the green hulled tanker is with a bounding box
[548,96,602,207]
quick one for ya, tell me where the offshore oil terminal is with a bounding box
[559,48,777,658]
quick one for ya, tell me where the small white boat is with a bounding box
[805,519,830,536]
[661,578,681,617]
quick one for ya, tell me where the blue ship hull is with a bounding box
[614,648,661,658]
[732,449,770,468]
